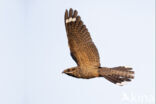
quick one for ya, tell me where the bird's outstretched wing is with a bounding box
[65,8,100,68]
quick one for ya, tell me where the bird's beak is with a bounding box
[62,70,72,74]
[62,70,65,73]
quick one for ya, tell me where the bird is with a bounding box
[62,8,134,86]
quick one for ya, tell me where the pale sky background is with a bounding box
[0,0,155,104]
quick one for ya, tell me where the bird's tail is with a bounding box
[98,66,134,86]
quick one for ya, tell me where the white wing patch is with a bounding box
[66,17,76,23]
[116,81,128,86]
[124,66,131,68]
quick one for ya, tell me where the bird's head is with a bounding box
[62,67,79,77]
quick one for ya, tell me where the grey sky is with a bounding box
[0,0,155,104]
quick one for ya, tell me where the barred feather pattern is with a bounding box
[63,8,135,86]
[99,66,134,86]
[64,8,100,68]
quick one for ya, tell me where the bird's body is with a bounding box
[63,8,134,86]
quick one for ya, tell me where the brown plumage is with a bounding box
[62,8,134,86]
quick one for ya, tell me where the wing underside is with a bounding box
[65,8,100,68]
